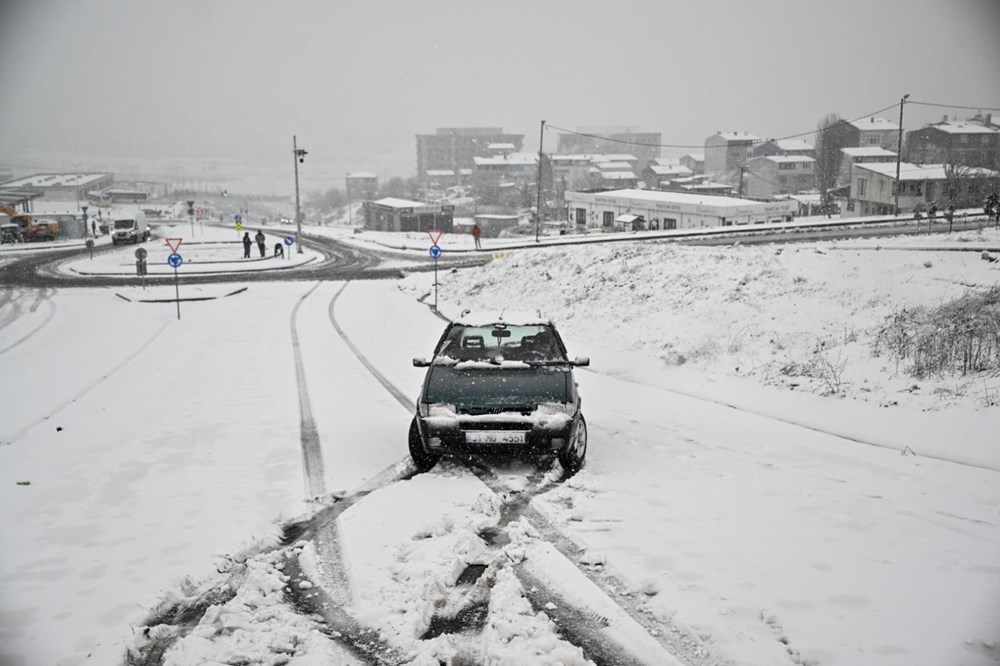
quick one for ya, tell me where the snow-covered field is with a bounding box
[1,224,998,665]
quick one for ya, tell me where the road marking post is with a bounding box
[167,252,183,319]
[429,244,442,310]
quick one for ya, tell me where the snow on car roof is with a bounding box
[454,310,551,326]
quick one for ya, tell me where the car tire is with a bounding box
[558,414,587,474]
[409,417,439,472]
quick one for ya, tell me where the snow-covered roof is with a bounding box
[596,162,633,170]
[850,117,899,131]
[473,154,537,166]
[715,131,759,142]
[589,188,776,208]
[681,153,705,161]
[591,154,637,162]
[346,171,377,179]
[615,213,640,223]
[774,139,814,151]
[371,196,426,208]
[648,165,694,176]
[841,147,896,157]
[487,142,516,149]
[1,172,109,189]
[925,121,998,135]
[853,162,998,181]
[426,170,455,177]
[761,155,815,164]
[601,171,638,180]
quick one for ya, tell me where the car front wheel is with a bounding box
[558,414,587,474]
[409,417,439,472]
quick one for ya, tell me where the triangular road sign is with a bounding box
[165,238,183,253]
[427,229,443,246]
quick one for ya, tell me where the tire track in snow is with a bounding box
[0,288,57,357]
[290,282,327,499]
[581,367,1000,474]
[326,281,414,413]
[0,287,26,333]
[327,282,708,665]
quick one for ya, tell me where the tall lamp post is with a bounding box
[293,135,307,254]
[81,205,89,238]
[894,93,910,216]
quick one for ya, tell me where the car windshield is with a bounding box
[424,366,569,405]
[435,323,565,362]
[113,220,135,229]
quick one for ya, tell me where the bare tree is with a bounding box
[814,113,850,217]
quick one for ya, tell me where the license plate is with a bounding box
[465,431,526,444]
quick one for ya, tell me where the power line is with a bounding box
[544,101,905,151]
[909,100,1000,113]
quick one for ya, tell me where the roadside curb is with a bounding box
[115,286,249,303]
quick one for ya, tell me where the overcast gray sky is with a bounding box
[1,0,998,194]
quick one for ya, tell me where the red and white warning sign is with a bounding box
[165,238,183,253]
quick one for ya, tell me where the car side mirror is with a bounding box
[572,356,590,367]
[413,357,430,367]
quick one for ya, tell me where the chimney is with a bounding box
[987,113,993,127]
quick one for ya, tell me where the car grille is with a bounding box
[460,405,534,416]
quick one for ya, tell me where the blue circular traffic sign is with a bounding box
[429,245,441,258]
[235,214,242,222]
[167,253,183,267]
[284,236,294,246]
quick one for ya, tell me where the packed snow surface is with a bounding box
[1,222,998,665]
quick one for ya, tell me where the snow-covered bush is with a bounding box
[874,286,1000,378]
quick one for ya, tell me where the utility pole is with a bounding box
[894,93,910,216]
[535,119,545,243]
[293,135,307,254]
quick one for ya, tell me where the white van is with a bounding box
[111,211,149,245]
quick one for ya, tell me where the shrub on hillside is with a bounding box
[873,287,1000,378]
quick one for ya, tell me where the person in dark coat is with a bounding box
[255,230,266,257]
[242,232,252,258]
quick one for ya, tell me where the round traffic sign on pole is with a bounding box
[167,253,183,268]
[429,245,442,259]
[235,214,242,222]
[135,247,147,261]
[284,236,294,246]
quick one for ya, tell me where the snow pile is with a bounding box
[129,547,350,665]
[424,228,1000,413]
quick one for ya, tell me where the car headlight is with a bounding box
[418,403,457,417]
[539,402,576,416]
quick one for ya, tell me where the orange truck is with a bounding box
[0,204,60,242]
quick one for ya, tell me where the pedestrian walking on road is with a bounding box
[255,230,266,257]
[472,223,482,250]
[242,232,252,258]
[91,220,96,237]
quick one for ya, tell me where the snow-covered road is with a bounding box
[1,229,998,664]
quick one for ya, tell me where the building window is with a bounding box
[778,162,794,170]
[576,208,587,225]
[603,211,614,227]
[857,177,867,197]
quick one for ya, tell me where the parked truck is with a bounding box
[0,204,59,242]
[111,211,149,245]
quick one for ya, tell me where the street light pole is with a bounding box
[894,93,910,216]
[535,119,545,243]
[293,135,307,254]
